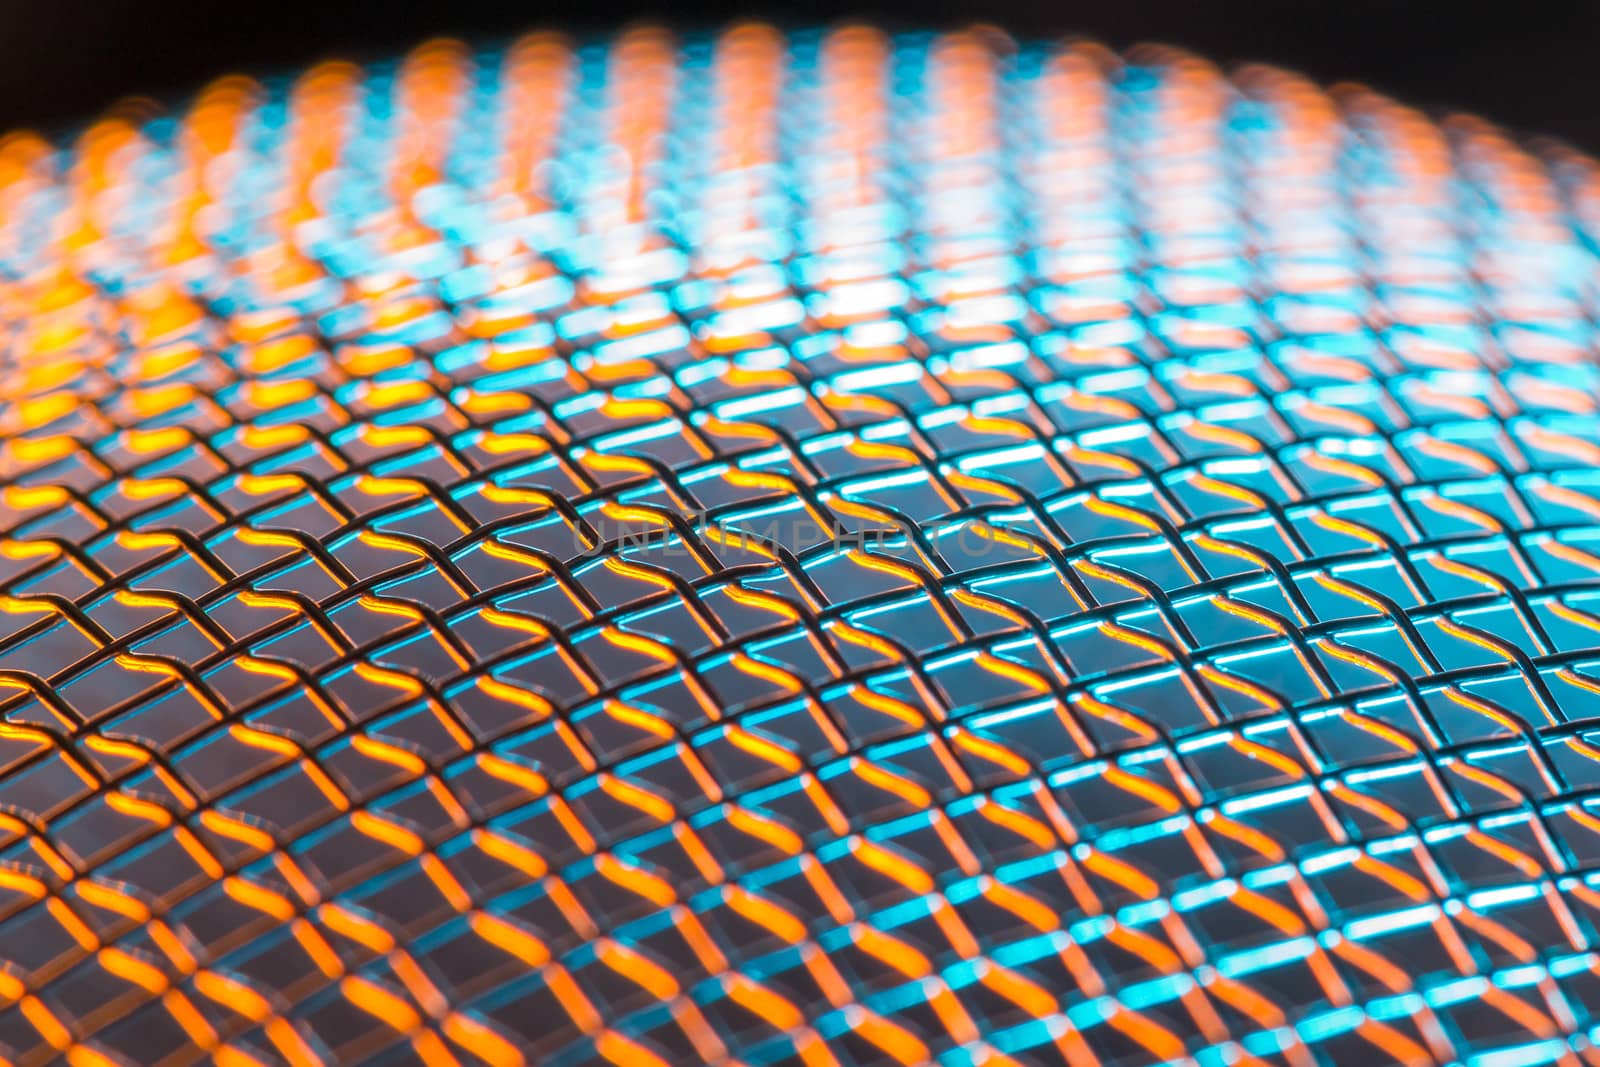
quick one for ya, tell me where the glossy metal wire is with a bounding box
[4,23,1600,1067]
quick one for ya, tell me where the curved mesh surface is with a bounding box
[5,22,1600,1067]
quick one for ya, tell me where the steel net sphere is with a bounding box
[4,23,1600,1067]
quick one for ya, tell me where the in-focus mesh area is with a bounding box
[6,22,1600,1067]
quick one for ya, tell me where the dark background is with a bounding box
[3,1,1597,153]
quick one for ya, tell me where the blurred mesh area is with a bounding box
[6,22,1600,1067]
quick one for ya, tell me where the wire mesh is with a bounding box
[4,22,1600,1067]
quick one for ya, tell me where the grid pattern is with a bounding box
[4,22,1600,1067]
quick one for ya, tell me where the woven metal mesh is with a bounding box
[5,22,1600,1067]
